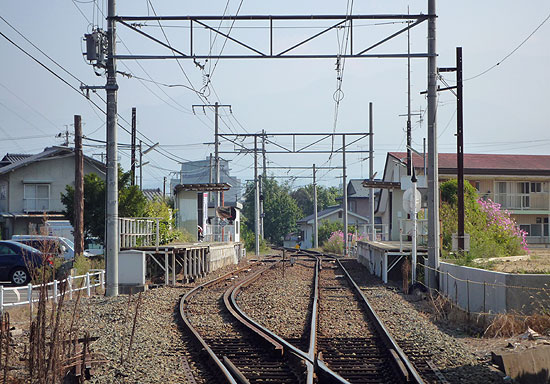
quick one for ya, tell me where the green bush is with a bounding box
[440,179,526,260]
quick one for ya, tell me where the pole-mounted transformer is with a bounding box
[84,29,107,67]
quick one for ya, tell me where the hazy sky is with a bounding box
[1,1,549,190]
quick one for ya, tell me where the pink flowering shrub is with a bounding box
[478,198,529,253]
[322,230,367,254]
[440,179,528,259]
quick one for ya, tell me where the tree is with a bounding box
[242,177,302,245]
[144,197,192,244]
[61,167,147,241]
[291,184,341,216]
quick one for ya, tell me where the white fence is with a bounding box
[0,270,105,313]
[204,224,237,243]
[119,217,160,248]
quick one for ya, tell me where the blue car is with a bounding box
[0,240,45,285]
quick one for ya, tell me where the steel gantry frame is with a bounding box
[101,2,440,295]
[113,14,431,60]
[217,132,370,256]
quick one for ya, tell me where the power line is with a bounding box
[466,11,550,81]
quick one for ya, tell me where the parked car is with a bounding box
[0,240,45,285]
[84,237,104,256]
[10,235,92,260]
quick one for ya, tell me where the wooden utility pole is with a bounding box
[74,115,84,258]
[131,107,136,186]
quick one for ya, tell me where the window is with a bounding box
[338,211,342,219]
[519,224,530,235]
[23,184,50,212]
[0,245,16,255]
[531,182,542,193]
[349,200,357,213]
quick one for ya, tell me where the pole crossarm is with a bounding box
[113,14,432,60]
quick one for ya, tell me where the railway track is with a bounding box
[180,250,425,383]
[180,259,307,384]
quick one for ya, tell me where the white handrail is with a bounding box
[0,270,105,312]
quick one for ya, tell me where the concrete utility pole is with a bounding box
[261,130,266,239]
[105,0,119,297]
[254,136,260,256]
[191,103,231,212]
[342,134,348,256]
[426,0,439,289]
[139,140,143,191]
[369,103,375,241]
[131,107,136,186]
[313,164,318,249]
[74,115,84,258]
[406,19,412,177]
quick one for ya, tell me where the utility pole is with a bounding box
[139,140,143,191]
[163,176,166,198]
[254,135,260,256]
[369,102,375,241]
[342,134,348,256]
[105,0,119,297]
[209,153,213,205]
[191,103,232,212]
[313,164,318,249]
[406,15,412,177]
[261,130,266,239]
[438,47,464,252]
[426,0,439,289]
[74,115,84,258]
[131,107,136,186]
[456,47,464,252]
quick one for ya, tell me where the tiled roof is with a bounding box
[142,188,164,201]
[389,152,550,173]
[2,153,33,163]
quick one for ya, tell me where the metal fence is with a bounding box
[0,269,105,312]
[119,217,160,248]
[204,224,236,242]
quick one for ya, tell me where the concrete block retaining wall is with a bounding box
[208,242,244,271]
[438,261,550,315]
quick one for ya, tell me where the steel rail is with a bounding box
[284,247,425,384]
[276,248,352,384]
[179,264,259,384]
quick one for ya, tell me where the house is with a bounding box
[0,147,105,239]
[297,205,371,249]
[142,188,164,202]
[379,152,550,244]
[339,179,380,218]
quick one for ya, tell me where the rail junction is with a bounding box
[180,248,429,384]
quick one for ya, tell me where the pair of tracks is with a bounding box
[180,251,425,384]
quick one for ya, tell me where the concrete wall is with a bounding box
[439,261,550,315]
[209,242,243,270]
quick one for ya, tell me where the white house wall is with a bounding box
[4,156,102,213]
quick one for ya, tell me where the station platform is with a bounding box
[357,240,427,283]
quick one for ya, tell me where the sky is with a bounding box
[0,1,549,192]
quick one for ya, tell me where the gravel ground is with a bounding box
[6,258,257,384]
[237,259,315,340]
[318,260,373,338]
[341,259,506,384]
